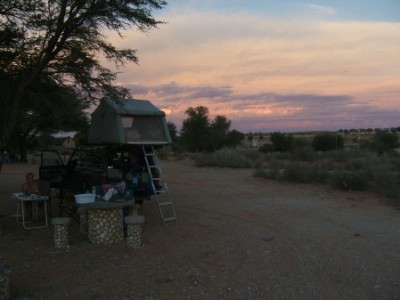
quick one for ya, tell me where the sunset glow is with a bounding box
[105,0,400,132]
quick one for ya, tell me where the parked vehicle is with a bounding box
[39,145,158,202]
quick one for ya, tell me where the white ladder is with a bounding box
[142,145,177,224]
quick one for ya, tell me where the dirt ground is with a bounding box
[0,160,399,299]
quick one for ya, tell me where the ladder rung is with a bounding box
[142,145,176,224]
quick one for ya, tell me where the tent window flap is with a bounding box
[123,116,167,143]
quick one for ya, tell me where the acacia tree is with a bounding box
[9,80,89,161]
[311,132,344,152]
[270,132,294,152]
[0,0,167,152]
[209,115,231,151]
[167,121,177,142]
[181,106,210,152]
[180,106,244,152]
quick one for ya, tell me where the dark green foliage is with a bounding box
[9,80,89,161]
[167,121,187,154]
[258,143,275,153]
[328,170,368,191]
[209,115,231,151]
[180,106,244,152]
[180,106,211,152]
[254,148,400,203]
[195,148,253,168]
[167,121,177,142]
[255,160,330,183]
[0,0,167,148]
[156,146,172,160]
[290,147,316,162]
[366,131,399,154]
[239,149,264,168]
[364,153,400,201]
[270,132,294,152]
[226,130,245,147]
[311,132,344,152]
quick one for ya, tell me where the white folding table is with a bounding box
[13,193,49,229]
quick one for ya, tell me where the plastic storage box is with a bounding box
[74,194,96,204]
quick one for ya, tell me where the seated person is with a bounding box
[21,172,39,195]
[21,172,39,218]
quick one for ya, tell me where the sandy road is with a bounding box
[0,160,399,299]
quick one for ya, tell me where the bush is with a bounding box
[282,162,311,182]
[254,160,331,184]
[312,132,343,152]
[290,147,316,162]
[195,148,253,168]
[328,170,368,191]
[258,143,275,153]
[239,149,264,168]
[252,141,399,203]
[378,173,400,202]
[364,152,400,200]
[240,148,264,161]
[156,146,172,160]
[270,132,294,152]
[254,159,283,179]
[374,131,399,149]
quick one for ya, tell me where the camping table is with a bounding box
[13,194,49,229]
[76,199,139,245]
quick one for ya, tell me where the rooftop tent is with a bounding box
[88,98,172,145]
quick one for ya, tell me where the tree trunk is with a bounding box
[2,76,33,150]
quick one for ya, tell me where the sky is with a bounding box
[105,0,400,133]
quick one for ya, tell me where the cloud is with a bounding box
[299,3,337,16]
[104,6,400,131]
[127,82,400,132]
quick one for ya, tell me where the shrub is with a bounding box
[364,152,400,200]
[252,142,399,203]
[195,148,253,168]
[282,162,310,182]
[328,170,368,191]
[253,168,271,179]
[374,131,399,149]
[270,132,294,152]
[291,147,316,162]
[363,131,399,154]
[312,132,343,152]
[254,160,331,184]
[258,143,275,153]
[254,159,283,179]
[240,149,263,161]
[275,161,330,183]
[378,173,400,202]
[156,146,172,160]
[239,149,264,168]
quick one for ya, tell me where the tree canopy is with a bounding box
[180,106,244,152]
[0,0,167,150]
[180,106,211,152]
[311,132,344,152]
[270,132,294,152]
[365,131,399,154]
[8,80,90,161]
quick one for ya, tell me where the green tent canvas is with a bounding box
[88,98,172,145]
